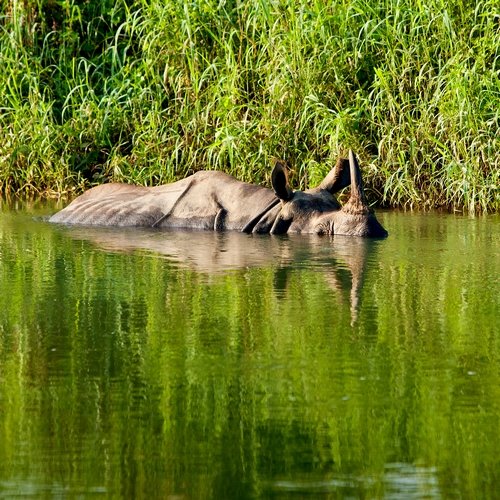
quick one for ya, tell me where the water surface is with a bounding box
[0,201,498,498]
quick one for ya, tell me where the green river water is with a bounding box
[0,201,498,499]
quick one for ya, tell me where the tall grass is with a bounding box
[0,0,498,211]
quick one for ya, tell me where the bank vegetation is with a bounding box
[0,0,498,212]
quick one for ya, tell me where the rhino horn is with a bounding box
[342,150,370,215]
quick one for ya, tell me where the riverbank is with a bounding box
[1,0,498,212]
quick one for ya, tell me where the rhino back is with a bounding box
[153,171,276,231]
[49,171,276,230]
[49,180,190,226]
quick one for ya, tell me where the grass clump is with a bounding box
[0,0,498,212]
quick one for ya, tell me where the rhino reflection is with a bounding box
[58,225,375,324]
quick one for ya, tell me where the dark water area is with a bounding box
[0,200,499,499]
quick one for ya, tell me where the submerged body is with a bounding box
[50,151,388,238]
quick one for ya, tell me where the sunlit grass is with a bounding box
[0,0,498,211]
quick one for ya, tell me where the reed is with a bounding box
[0,0,498,211]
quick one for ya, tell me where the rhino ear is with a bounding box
[318,157,351,194]
[271,160,294,201]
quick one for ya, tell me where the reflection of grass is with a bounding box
[1,0,499,211]
[0,210,499,496]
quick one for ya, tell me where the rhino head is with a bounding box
[263,150,387,238]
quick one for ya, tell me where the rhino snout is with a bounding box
[335,212,388,238]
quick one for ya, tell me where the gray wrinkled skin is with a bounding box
[50,151,388,238]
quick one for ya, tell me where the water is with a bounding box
[0,201,499,499]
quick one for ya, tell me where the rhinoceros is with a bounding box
[49,150,387,237]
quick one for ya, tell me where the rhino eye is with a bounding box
[315,222,328,235]
[316,220,334,235]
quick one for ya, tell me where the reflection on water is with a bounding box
[0,204,499,498]
[59,223,374,324]
[269,463,441,499]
